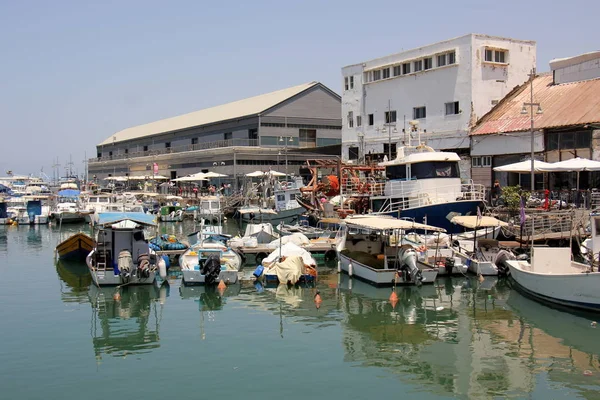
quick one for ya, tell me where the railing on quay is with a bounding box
[89,139,260,163]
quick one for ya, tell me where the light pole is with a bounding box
[357,131,365,164]
[379,99,398,160]
[520,68,543,192]
[280,136,292,177]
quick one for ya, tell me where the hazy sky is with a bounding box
[1,0,597,178]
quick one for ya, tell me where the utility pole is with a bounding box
[520,68,543,192]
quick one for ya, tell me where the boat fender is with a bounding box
[162,255,170,268]
[253,265,264,278]
[337,260,341,273]
[348,263,353,277]
[158,256,167,280]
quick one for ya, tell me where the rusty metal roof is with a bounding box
[471,73,600,135]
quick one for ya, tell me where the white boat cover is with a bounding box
[263,242,316,266]
[267,232,310,248]
[264,255,305,285]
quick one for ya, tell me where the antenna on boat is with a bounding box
[409,120,420,147]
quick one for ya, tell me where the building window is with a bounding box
[413,106,426,119]
[357,115,362,127]
[546,131,592,151]
[364,72,371,83]
[393,65,401,76]
[472,156,492,167]
[385,111,397,123]
[344,77,349,90]
[143,145,148,152]
[191,138,198,145]
[485,48,507,63]
[448,51,456,64]
[97,153,101,158]
[249,128,258,140]
[423,57,433,70]
[368,114,374,126]
[350,76,354,89]
[124,148,128,154]
[491,100,499,105]
[383,143,397,158]
[165,142,171,148]
[402,63,411,75]
[348,146,359,160]
[414,60,423,72]
[348,111,354,128]
[382,68,390,79]
[437,54,446,67]
[445,101,460,115]
[109,151,113,157]
[373,70,381,81]
[299,129,317,148]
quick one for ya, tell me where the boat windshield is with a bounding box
[387,161,459,180]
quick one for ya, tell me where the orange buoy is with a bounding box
[217,280,227,293]
[389,290,398,309]
[113,291,121,301]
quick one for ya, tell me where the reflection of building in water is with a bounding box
[337,275,541,398]
[89,285,165,360]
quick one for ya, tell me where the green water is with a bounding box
[1,222,599,400]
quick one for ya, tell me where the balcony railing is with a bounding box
[89,138,259,163]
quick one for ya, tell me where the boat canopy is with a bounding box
[96,212,157,227]
[344,215,446,232]
[238,207,277,215]
[450,215,508,229]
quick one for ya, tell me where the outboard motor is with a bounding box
[118,250,133,283]
[202,254,222,285]
[494,249,516,276]
[444,257,455,275]
[137,253,151,279]
[398,245,422,285]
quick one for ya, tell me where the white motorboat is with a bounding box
[506,211,600,312]
[50,189,88,223]
[449,216,515,276]
[86,212,165,286]
[179,235,241,286]
[8,196,50,225]
[337,215,444,286]
[229,222,278,248]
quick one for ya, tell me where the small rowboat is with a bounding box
[56,232,95,261]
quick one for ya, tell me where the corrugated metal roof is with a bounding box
[100,82,320,145]
[472,73,600,135]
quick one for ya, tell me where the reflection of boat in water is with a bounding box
[88,285,164,359]
[55,258,92,303]
[179,282,241,308]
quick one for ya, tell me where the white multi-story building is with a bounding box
[341,33,536,164]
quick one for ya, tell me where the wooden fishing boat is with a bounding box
[56,232,96,261]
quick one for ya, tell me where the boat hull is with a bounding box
[379,200,483,234]
[51,212,86,223]
[56,232,95,261]
[507,260,600,311]
[338,253,437,287]
[86,250,157,286]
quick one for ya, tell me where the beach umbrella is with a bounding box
[538,158,600,190]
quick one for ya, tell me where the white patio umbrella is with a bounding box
[171,175,207,182]
[493,160,554,173]
[202,171,228,178]
[266,170,286,177]
[538,157,600,190]
[245,171,266,177]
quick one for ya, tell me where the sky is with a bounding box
[0,0,597,179]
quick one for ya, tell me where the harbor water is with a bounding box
[1,221,599,399]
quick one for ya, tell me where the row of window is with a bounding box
[362,50,456,84]
[472,156,492,167]
[260,123,342,130]
[346,102,460,128]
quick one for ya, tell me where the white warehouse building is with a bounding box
[341,33,536,167]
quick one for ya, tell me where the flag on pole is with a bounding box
[520,197,526,227]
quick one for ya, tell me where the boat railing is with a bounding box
[340,176,386,197]
[374,180,485,213]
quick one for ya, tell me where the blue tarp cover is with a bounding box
[96,212,157,227]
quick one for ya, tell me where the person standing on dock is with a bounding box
[490,180,502,207]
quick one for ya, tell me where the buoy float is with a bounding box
[217,280,227,292]
[348,263,353,277]
[113,291,121,301]
[583,370,593,376]
[337,260,341,273]
[158,257,167,280]
[389,290,398,309]
[478,274,485,283]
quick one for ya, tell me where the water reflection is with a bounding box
[179,283,241,340]
[0,227,7,254]
[26,225,43,250]
[89,285,164,360]
[55,259,92,303]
